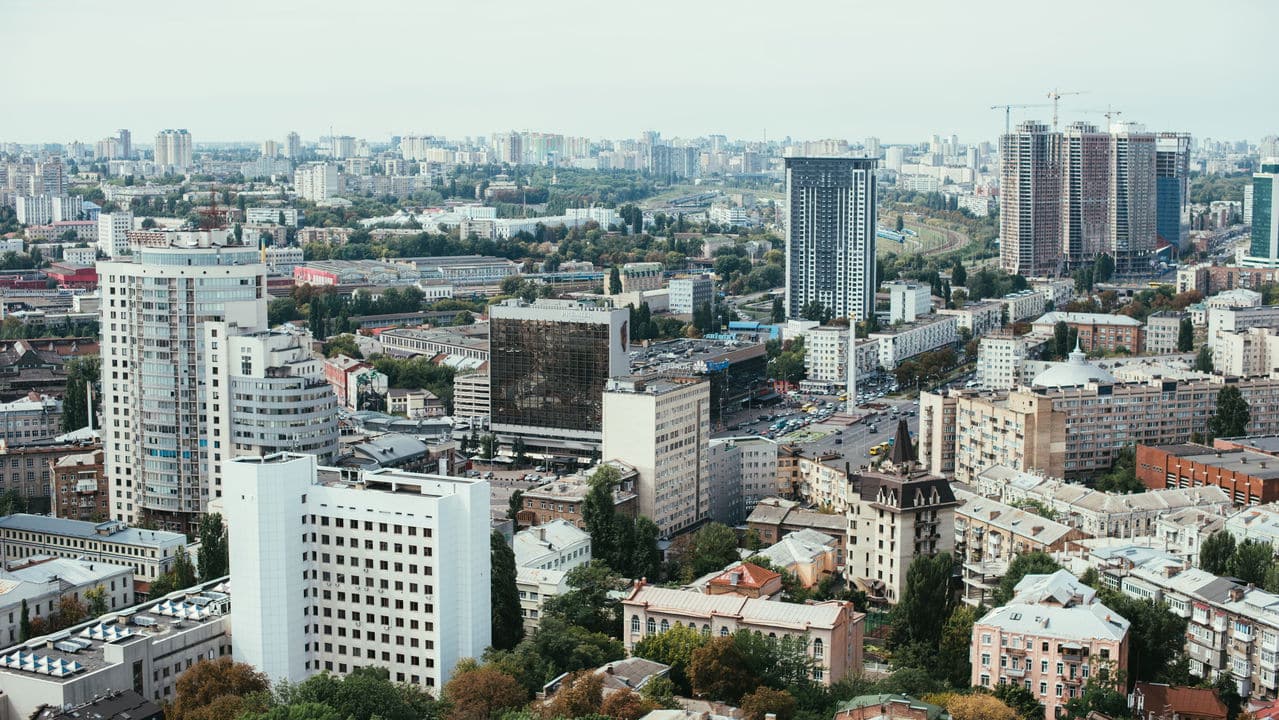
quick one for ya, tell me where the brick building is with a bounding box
[50,447,107,520]
[1136,443,1279,505]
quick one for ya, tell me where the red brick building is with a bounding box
[1135,443,1279,505]
[50,447,107,520]
[1030,311,1144,354]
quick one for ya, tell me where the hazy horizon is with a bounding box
[4,0,1276,146]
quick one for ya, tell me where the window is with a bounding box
[813,639,824,660]
[631,616,640,634]
[647,618,656,635]
[660,619,670,632]
[981,653,991,667]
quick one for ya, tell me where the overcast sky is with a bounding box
[3,0,1275,146]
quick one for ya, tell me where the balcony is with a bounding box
[1005,667,1026,678]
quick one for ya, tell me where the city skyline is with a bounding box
[3,0,1276,144]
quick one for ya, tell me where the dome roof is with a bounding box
[1031,343,1116,389]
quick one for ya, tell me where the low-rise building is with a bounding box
[973,571,1129,719]
[380,325,490,361]
[323,354,389,412]
[49,448,106,521]
[868,315,958,370]
[833,695,949,720]
[622,582,863,685]
[0,392,62,446]
[1223,503,1279,551]
[388,388,444,419]
[1031,312,1144,354]
[513,520,591,630]
[700,562,783,598]
[617,262,664,294]
[1137,443,1279,505]
[938,300,1003,338]
[1130,682,1227,720]
[0,557,134,646]
[977,465,1233,538]
[1145,311,1188,355]
[516,463,639,530]
[1001,290,1049,323]
[0,515,186,588]
[0,579,232,717]
[753,528,840,588]
[745,497,848,547]
[1212,326,1279,377]
[974,333,1051,391]
[884,281,932,324]
[953,488,1086,605]
[0,442,101,512]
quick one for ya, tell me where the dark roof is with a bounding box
[890,419,915,465]
[1133,682,1227,720]
[36,690,163,720]
[856,470,957,511]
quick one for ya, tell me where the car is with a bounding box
[834,438,843,445]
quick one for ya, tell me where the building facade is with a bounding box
[225,453,490,691]
[784,157,878,322]
[0,513,185,585]
[1001,121,1063,276]
[50,448,107,521]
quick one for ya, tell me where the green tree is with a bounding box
[609,266,622,294]
[1093,253,1115,284]
[1209,385,1250,439]
[1098,588,1188,684]
[630,517,663,581]
[937,604,978,687]
[1096,446,1143,494]
[479,433,497,460]
[800,300,832,323]
[491,531,525,650]
[740,687,797,720]
[1194,345,1214,372]
[771,297,785,324]
[507,489,524,522]
[682,522,740,578]
[1061,676,1128,720]
[688,636,757,704]
[511,437,527,465]
[1177,317,1195,352]
[1053,321,1070,360]
[0,489,28,516]
[583,465,623,567]
[895,214,904,232]
[19,599,30,641]
[992,683,1044,720]
[633,624,709,695]
[321,334,362,359]
[60,357,100,432]
[951,260,967,288]
[888,553,955,656]
[1228,539,1272,586]
[197,513,229,581]
[541,561,627,637]
[84,585,109,616]
[993,552,1060,605]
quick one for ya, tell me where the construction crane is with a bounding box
[1046,89,1086,131]
[990,103,1051,135]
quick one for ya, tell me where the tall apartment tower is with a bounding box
[294,162,340,201]
[1060,122,1110,269]
[1000,121,1062,276]
[783,156,878,322]
[117,129,132,161]
[488,299,629,455]
[1107,123,1158,274]
[99,229,267,534]
[602,376,710,538]
[1156,133,1192,251]
[203,323,339,472]
[285,131,301,160]
[1244,159,1279,267]
[226,453,490,691]
[154,129,193,172]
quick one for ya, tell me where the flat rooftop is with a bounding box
[0,515,186,548]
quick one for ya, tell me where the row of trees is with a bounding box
[1199,532,1279,590]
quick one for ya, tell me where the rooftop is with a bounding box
[1033,311,1144,327]
[954,489,1077,546]
[0,514,186,548]
[978,571,1129,642]
[1148,443,1279,479]
[755,530,839,568]
[705,562,782,592]
[623,583,857,631]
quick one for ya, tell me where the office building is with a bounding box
[971,570,1129,719]
[884,281,932,324]
[204,323,339,467]
[1060,122,1110,269]
[1000,121,1063,276]
[97,211,132,258]
[616,262,664,294]
[153,129,192,172]
[603,376,709,537]
[784,157,878,321]
[0,514,186,586]
[116,129,132,160]
[489,299,629,454]
[1156,133,1192,251]
[452,372,490,419]
[99,229,267,534]
[225,453,490,690]
[867,315,959,370]
[1243,160,1279,267]
[668,274,714,315]
[707,436,779,526]
[294,162,340,201]
[623,582,863,685]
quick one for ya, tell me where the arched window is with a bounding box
[720,627,729,637]
[631,615,641,634]
[660,619,670,632]
[813,638,824,659]
[647,618,656,635]
[702,624,711,636]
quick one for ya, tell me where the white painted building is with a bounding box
[96,211,132,258]
[938,300,1003,338]
[707,436,779,526]
[0,514,185,585]
[0,558,133,646]
[976,334,1052,390]
[225,453,490,691]
[868,315,959,370]
[602,376,709,538]
[294,163,341,201]
[1000,289,1049,323]
[884,281,932,324]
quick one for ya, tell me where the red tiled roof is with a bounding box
[706,562,780,590]
[1134,682,1227,720]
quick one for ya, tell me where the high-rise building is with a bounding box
[261,140,279,158]
[203,323,339,471]
[602,376,710,537]
[117,129,132,160]
[668,274,715,315]
[1107,123,1158,274]
[97,211,132,257]
[1156,133,1192,251]
[153,129,193,172]
[784,156,878,321]
[99,229,266,534]
[499,131,523,165]
[489,299,629,454]
[33,159,66,195]
[1060,122,1110,268]
[1000,121,1062,276]
[1244,160,1279,267]
[226,452,490,691]
[285,131,301,160]
[294,162,340,201]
